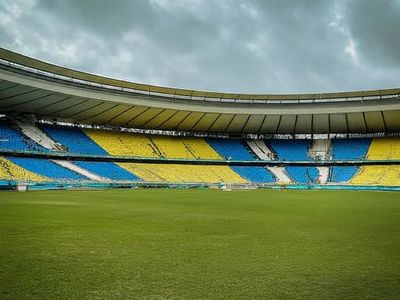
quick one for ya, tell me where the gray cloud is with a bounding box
[346,0,400,66]
[0,0,399,93]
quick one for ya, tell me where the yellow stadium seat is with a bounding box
[150,136,222,159]
[350,165,400,186]
[119,163,246,183]
[84,129,245,183]
[85,129,223,160]
[0,157,47,182]
[367,138,400,160]
[84,129,161,157]
[349,138,400,186]
[181,138,221,159]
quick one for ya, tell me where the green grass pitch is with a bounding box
[0,189,399,299]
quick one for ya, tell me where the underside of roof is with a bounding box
[0,48,399,135]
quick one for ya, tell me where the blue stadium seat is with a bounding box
[267,140,318,184]
[40,125,108,155]
[285,166,319,184]
[7,157,85,180]
[331,139,371,160]
[329,139,370,182]
[330,166,358,183]
[0,122,48,152]
[232,166,275,183]
[74,161,139,181]
[206,138,256,160]
[267,140,312,161]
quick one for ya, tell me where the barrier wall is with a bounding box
[1,180,399,192]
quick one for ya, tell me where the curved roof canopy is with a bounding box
[0,47,399,134]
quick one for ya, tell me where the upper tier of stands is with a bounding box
[75,128,223,160]
[206,139,257,160]
[40,125,108,155]
[0,122,47,152]
[331,139,371,160]
[267,140,312,161]
[85,129,159,157]
[367,138,400,160]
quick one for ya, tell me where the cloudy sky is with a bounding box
[0,0,399,94]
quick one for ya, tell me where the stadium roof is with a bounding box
[0,48,399,134]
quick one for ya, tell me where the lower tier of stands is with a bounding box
[118,163,247,183]
[330,166,358,182]
[74,161,139,181]
[6,157,86,180]
[0,156,46,182]
[350,165,400,186]
[285,166,319,184]
[231,166,275,183]
[0,155,399,187]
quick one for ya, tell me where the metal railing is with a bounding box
[1,148,400,166]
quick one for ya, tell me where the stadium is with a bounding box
[1,48,400,190]
[0,1,399,298]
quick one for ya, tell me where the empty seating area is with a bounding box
[6,157,85,180]
[181,138,222,160]
[86,128,225,160]
[207,138,256,160]
[285,166,319,184]
[331,139,371,160]
[0,120,399,186]
[330,166,359,183]
[351,165,400,186]
[366,138,400,160]
[74,161,140,181]
[146,136,223,160]
[118,163,247,183]
[205,139,277,181]
[151,136,222,160]
[267,140,312,161]
[267,140,319,183]
[0,156,46,182]
[231,166,275,183]
[0,122,47,152]
[85,129,159,157]
[40,125,108,155]
[329,139,371,183]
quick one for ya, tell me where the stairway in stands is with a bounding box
[246,140,292,184]
[308,139,331,184]
[207,138,276,183]
[15,118,105,181]
[266,139,319,184]
[330,138,371,183]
